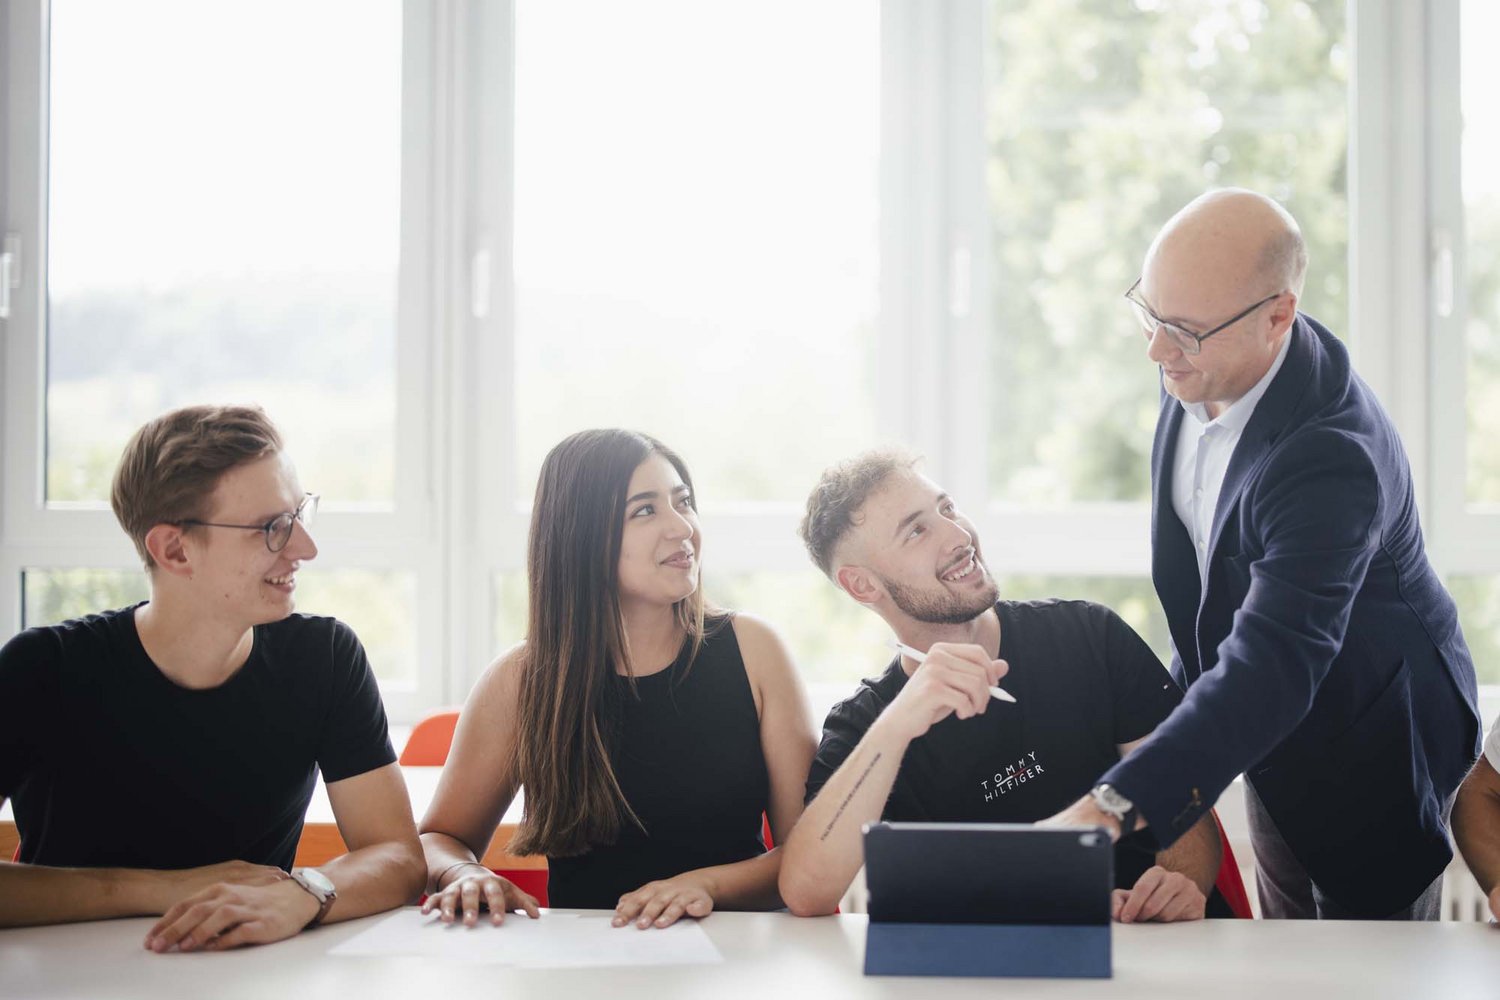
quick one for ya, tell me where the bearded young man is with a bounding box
[779,451,1228,922]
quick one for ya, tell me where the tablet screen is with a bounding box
[863,822,1113,926]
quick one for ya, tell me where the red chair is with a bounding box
[498,867,549,905]
[399,709,461,766]
[1212,810,1254,918]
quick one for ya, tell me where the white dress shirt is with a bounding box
[1170,330,1294,586]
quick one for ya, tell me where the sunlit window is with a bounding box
[46,0,401,506]
[986,0,1348,504]
[1462,0,1500,506]
[513,0,881,506]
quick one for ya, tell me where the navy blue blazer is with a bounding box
[1099,314,1481,916]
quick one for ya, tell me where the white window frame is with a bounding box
[3,0,1494,725]
[0,0,449,720]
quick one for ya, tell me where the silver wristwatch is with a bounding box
[1089,783,1139,837]
[289,867,338,929]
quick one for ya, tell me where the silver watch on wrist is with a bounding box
[1089,783,1139,837]
[289,867,337,929]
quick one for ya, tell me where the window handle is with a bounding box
[1432,227,1454,320]
[949,242,971,320]
[471,244,492,320]
[0,234,18,320]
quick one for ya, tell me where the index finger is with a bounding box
[987,658,1009,685]
[614,890,648,927]
[1118,868,1165,923]
[147,886,212,941]
[148,899,219,952]
[509,884,541,919]
[925,642,993,670]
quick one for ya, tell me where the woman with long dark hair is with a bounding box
[419,429,816,927]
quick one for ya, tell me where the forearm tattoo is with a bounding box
[820,751,883,842]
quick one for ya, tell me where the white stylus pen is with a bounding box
[892,640,1018,704]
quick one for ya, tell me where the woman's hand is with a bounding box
[612,874,715,929]
[420,867,540,927]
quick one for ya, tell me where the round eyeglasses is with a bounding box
[1124,279,1282,356]
[177,493,319,553]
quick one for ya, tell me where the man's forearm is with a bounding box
[1454,760,1500,896]
[681,849,785,911]
[1154,811,1221,897]
[315,838,426,924]
[780,718,909,916]
[0,862,200,928]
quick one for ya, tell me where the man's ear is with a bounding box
[144,524,194,579]
[835,564,882,607]
[1266,290,1298,341]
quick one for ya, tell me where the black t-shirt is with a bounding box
[807,599,1184,892]
[0,605,395,871]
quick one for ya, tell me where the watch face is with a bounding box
[298,868,335,896]
[1094,785,1130,815]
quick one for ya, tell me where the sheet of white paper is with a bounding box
[329,909,724,968]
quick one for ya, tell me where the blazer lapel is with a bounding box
[1205,317,1317,565]
[1150,384,1201,680]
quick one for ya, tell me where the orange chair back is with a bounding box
[400,710,461,766]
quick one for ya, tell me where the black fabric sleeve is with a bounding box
[0,629,61,799]
[315,619,397,783]
[804,693,882,806]
[1100,605,1183,745]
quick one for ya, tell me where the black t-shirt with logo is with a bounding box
[807,599,1194,895]
[0,605,395,871]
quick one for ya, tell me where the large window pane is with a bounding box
[22,568,417,686]
[706,570,892,685]
[1449,577,1500,686]
[1462,1,1500,505]
[46,0,401,505]
[513,0,880,505]
[494,568,890,686]
[294,570,419,686]
[998,575,1171,666]
[492,571,528,660]
[22,569,148,627]
[987,0,1348,504]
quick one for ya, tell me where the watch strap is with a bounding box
[290,869,337,929]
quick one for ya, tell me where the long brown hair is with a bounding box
[509,429,713,857]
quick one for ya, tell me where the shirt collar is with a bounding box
[1180,323,1294,431]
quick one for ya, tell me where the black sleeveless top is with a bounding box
[545,617,770,909]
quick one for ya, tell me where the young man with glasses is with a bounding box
[0,405,425,947]
[1045,188,1481,920]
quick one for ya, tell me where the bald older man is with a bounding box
[1045,189,1481,920]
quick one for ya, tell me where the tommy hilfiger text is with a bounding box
[980,751,1045,802]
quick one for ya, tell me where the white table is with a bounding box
[1,909,1496,999]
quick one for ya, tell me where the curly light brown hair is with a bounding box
[799,448,920,578]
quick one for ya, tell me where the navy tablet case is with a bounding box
[862,822,1113,978]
